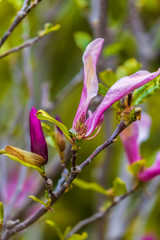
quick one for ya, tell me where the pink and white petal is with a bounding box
[120,122,141,164]
[73,38,104,127]
[138,151,160,182]
[137,112,152,144]
[86,69,160,136]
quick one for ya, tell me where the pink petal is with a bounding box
[73,38,104,127]
[86,69,160,136]
[120,122,141,164]
[138,151,160,182]
[120,112,151,164]
[137,112,152,144]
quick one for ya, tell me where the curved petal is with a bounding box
[138,151,160,182]
[73,38,104,127]
[86,69,160,136]
[120,122,141,164]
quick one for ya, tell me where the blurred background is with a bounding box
[0,0,160,239]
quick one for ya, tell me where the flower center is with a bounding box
[74,112,88,139]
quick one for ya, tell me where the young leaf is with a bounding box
[113,177,127,196]
[116,58,141,78]
[103,42,123,58]
[73,178,108,196]
[30,196,53,212]
[127,159,146,177]
[98,83,108,96]
[64,226,72,238]
[0,202,4,230]
[46,220,64,240]
[132,76,160,105]
[36,110,73,143]
[67,232,88,240]
[29,196,47,207]
[41,122,58,149]
[74,31,92,51]
[99,68,117,88]
[39,23,61,37]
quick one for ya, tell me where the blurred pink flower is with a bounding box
[120,112,160,182]
[141,233,158,240]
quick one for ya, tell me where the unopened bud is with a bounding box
[5,146,46,167]
[135,107,142,121]
[55,132,66,152]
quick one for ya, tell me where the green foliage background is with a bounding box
[1,0,160,239]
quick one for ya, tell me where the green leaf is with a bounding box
[67,232,88,240]
[116,58,141,79]
[46,220,64,240]
[39,23,61,37]
[29,196,47,207]
[98,83,108,96]
[113,177,127,196]
[74,31,92,51]
[41,122,58,149]
[0,202,4,223]
[64,226,72,238]
[100,200,112,211]
[99,68,117,88]
[132,76,160,105]
[73,178,108,196]
[73,0,88,8]
[103,42,123,58]
[127,159,146,177]
[37,110,72,143]
[123,58,142,74]
[0,202,3,231]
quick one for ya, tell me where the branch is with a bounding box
[1,121,128,240]
[0,34,45,59]
[89,0,108,38]
[0,0,42,48]
[67,184,140,237]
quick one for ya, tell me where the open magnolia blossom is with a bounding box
[71,38,160,139]
[0,107,48,170]
[120,112,160,182]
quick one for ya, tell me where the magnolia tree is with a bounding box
[1,1,160,240]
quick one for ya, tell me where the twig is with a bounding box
[0,34,46,59]
[71,150,77,172]
[128,0,155,67]
[66,184,140,237]
[0,0,42,48]
[55,168,69,192]
[80,121,126,170]
[1,121,128,240]
[89,0,108,38]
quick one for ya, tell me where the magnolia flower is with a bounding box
[71,38,160,139]
[120,112,160,182]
